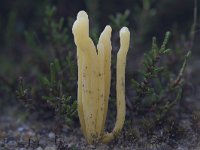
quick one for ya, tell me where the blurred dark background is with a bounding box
[0,0,199,49]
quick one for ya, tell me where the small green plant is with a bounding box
[0,58,16,112]
[132,0,157,43]
[17,5,78,126]
[144,120,186,149]
[16,77,33,110]
[109,10,130,31]
[131,31,191,122]
[43,5,71,61]
[4,11,17,49]
[42,59,77,125]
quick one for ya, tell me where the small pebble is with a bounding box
[48,132,55,139]
[27,130,36,137]
[44,146,56,150]
[7,141,17,147]
[36,147,43,150]
[17,125,29,132]
[18,127,24,132]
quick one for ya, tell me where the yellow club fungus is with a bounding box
[72,10,130,144]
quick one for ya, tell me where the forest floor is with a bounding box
[0,108,200,150]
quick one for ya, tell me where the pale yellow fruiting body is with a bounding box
[96,25,112,135]
[72,10,130,144]
[102,27,130,143]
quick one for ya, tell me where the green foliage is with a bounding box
[44,6,69,47]
[16,77,27,100]
[109,10,130,31]
[131,31,191,122]
[5,11,17,49]
[16,77,34,110]
[42,59,77,125]
[16,5,78,126]
[40,5,77,124]
[43,5,72,61]
[132,0,157,43]
[0,57,17,111]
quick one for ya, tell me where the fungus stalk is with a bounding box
[72,11,130,144]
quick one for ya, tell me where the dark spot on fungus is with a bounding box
[121,81,125,87]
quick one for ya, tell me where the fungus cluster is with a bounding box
[72,10,130,144]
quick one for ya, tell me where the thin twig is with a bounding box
[189,0,197,50]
